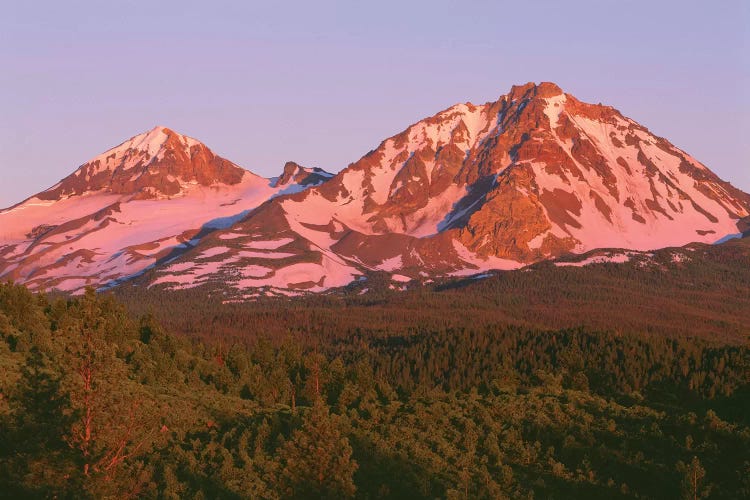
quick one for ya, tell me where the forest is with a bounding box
[1,266,749,498]
[125,237,750,344]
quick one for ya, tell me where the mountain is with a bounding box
[142,82,750,297]
[0,127,331,292]
[34,126,247,201]
[2,83,749,296]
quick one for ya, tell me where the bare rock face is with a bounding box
[2,83,749,296]
[275,161,334,188]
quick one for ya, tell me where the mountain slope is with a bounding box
[143,83,749,296]
[2,83,748,296]
[309,81,749,259]
[0,127,331,292]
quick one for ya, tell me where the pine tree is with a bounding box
[1,347,78,495]
[677,456,710,500]
[58,288,157,497]
[274,399,358,499]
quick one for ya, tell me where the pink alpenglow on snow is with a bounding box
[0,127,333,293]
[2,83,749,297]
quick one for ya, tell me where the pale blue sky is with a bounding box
[1,0,748,207]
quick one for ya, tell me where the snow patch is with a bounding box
[555,253,631,267]
[378,255,403,271]
[544,94,567,129]
[218,232,246,240]
[198,247,231,259]
[237,250,296,260]
[246,238,295,250]
[450,240,522,275]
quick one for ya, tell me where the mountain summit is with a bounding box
[2,83,748,294]
[356,80,748,260]
[144,81,749,295]
[0,129,332,291]
[37,126,247,201]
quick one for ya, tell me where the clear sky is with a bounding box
[1,0,748,208]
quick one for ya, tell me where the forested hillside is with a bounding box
[1,281,749,498]
[124,237,750,343]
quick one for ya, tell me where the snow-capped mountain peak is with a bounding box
[1,82,748,297]
[34,126,248,202]
[142,80,748,298]
[98,125,201,162]
[0,129,337,293]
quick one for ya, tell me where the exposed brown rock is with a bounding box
[38,127,246,200]
[590,190,613,223]
[456,166,575,261]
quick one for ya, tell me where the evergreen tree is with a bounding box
[677,456,710,500]
[0,347,78,496]
[58,288,157,497]
[274,399,358,499]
